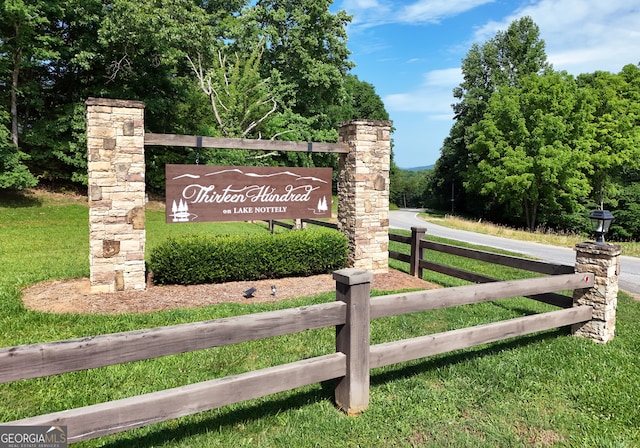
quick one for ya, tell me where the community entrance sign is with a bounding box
[86,97,391,293]
[165,164,332,223]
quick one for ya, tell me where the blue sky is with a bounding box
[333,0,640,169]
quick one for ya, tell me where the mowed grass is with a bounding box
[0,190,639,447]
[419,211,640,257]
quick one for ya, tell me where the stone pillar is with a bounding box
[86,98,146,293]
[337,120,392,273]
[572,242,621,343]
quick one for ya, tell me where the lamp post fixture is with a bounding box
[589,210,614,245]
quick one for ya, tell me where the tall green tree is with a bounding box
[246,0,353,130]
[428,17,551,215]
[0,0,62,188]
[339,74,389,122]
[609,168,640,240]
[188,42,278,139]
[0,0,61,148]
[466,71,593,230]
[577,65,640,208]
[0,0,383,193]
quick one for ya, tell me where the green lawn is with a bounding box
[1,191,639,447]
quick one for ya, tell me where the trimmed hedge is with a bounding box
[149,229,349,285]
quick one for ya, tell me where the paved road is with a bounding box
[389,209,640,296]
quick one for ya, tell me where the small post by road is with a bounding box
[572,242,621,343]
[410,227,426,278]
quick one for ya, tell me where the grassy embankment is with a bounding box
[419,211,640,257]
[0,190,638,447]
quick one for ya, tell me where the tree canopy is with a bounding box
[0,0,388,192]
[426,16,640,239]
[428,17,551,216]
[466,71,592,230]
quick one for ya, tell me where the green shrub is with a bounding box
[149,229,349,285]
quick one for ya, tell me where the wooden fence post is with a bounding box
[333,268,372,415]
[410,227,426,278]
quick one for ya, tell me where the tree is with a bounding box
[577,65,640,208]
[466,71,593,230]
[0,0,65,189]
[246,0,353,123]
[341,74,389,121]
[0,0,62,149]
[390,168,429,208]
[188,42,280,139]
[0,144,38,189]
[428,17,551,216]
[0,108,37,189]
[0,0,380,192]
[451,16,550,125]
[608,169,640,241]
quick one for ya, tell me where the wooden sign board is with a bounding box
[165,165,332,223]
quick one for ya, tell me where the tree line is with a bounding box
[5,6,638,240]
[0,0,389,193]
[422,17,640,241]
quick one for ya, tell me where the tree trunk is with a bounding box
[523,198,538,231]
[530,202,538,231]
[11,44,22,148]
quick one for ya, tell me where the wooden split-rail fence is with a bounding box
[0,228,594,444]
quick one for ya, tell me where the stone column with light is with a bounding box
[572,242,621,343]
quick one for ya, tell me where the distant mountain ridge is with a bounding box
[401,165,433,172]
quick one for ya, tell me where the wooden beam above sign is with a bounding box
[146,133,349,154]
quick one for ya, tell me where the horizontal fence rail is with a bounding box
[421,240,575,275]
[265,219,338,232]
[266,219,295,231]
[9,354,347,442]
[145,133,349,154]
[0,302,346,384]
[389,230,578,308]
[369,272,593,319]
[302,218,339,230]
[370,306,592,369]
[388,231,574,277]
[1,265,595,444]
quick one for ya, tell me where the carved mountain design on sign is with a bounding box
[201,168,329,184]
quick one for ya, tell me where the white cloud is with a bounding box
[472,0,640,75]
[423,68,462,87]
[396,0,495,24]
[341,0,494,28]
[343,0,381,7]
[384,68,461,114]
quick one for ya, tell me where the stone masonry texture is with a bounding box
[572,242,621,343]
[338,120,392,273]
[86,98,146,293]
